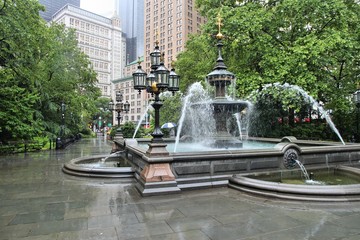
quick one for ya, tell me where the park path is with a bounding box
[1,138,360,239]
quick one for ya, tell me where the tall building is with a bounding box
[113,0,206,125]
[144,0,206,70]
[39,0,80,22]
[117,0,144,64]
[52,4,126,98]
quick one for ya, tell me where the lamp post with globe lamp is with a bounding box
[131,37,180,192]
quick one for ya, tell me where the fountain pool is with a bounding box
[245,167,360,185]
[63,153,134,178]
[229,165,360,202]
[138,140,276,152]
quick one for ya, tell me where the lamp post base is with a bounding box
[146,142,169,156]
[132,141,180,196]
[136,162,180,196]
[135,177,180,196]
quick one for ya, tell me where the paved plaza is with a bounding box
[1,138,360,239]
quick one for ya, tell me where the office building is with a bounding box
[39,0,80,22]
[114,0,206,124]
[144,0,206,69]
[117,0,144,64]
[52,4,126,98]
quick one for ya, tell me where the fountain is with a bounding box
[173,29,252,151]
[63,14,360,199]
[63,151,134,178]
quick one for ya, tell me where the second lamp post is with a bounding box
[109,90,130,127]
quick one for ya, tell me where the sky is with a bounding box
[80,0,116,17]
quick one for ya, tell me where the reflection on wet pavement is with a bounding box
[1,138,360,239]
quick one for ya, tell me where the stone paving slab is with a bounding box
[1,138,360,240]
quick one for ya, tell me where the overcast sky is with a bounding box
[80,0,116,17]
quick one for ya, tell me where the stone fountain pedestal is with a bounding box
[210,99,245,148]
[135,142,181,196]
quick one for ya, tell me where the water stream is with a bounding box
[262,83,345,145]
[174,83,215,152]
[133,104,152,139]
[100,150,123,163]
[295,160,310,181]
[234,113,243,141]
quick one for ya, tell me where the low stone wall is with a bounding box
[115,137,360,196]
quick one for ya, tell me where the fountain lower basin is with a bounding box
[229,166,360,202]
[120,136,360,196]
[63,154,134,178]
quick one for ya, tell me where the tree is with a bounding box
[0,0,47,141]
[181,0,360,140]
[93,97,113,130]
[159,92,183,126]
[176,34,215,93]
[38,23,100,139]
[0,0,100,143]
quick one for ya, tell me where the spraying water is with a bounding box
[294,160,324,185]
[261,83,345,145]
[234,113,243,141]
[100,150,124,163]
[295,160,310,181]
[133,104,152,139]
[174,82,215,152]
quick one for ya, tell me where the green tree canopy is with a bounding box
[0,0,100,143]
[175,0,360,140]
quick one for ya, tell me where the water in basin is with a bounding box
[138,140,276,152]
[249,168,360,185]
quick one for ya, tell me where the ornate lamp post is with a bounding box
[109,90,130,133]
[61,102,66,137]
[130,38,181,195]
[56,102,66,149]
[354,90,360,142]
[132,40,180,155]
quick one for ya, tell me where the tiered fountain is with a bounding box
[202,29,247,148]
[63,14,360,200]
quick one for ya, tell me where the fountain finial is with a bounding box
[216,12,224,40]
[206,11,235,98]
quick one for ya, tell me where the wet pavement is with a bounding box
[1,137,360,240]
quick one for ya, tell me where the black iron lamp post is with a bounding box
[131,39,181,194]
[61,102,66,137]
[132,41,180,147]
[109,90,130,129]
[354,90,360,142]
[56,102,66,149]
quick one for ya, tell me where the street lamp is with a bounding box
[109,90,130,128]
[353,90,360,142]
[132,39,180,153]
[61,102,66,137]
[56,102,66,149]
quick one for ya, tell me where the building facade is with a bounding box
[39,0,80,22]
[144,0,206,70]
[113,57,148,124]
[117,0,144,64]
[114,0,206,125]
[52,4,126,98]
